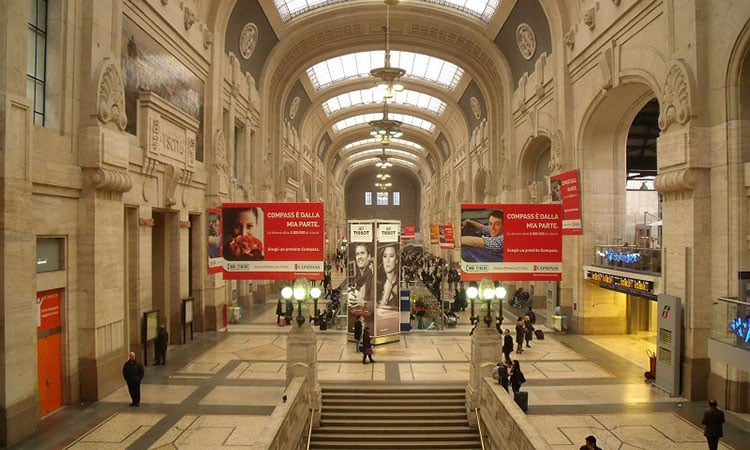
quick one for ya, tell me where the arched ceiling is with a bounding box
[220,0,553,188]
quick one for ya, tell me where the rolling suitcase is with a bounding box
[514,391,529,412]
[534,329,544,340]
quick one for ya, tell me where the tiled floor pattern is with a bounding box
[13,277,747,449]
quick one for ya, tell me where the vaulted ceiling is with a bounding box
[221,0,554,186]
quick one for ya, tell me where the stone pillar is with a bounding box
[286,318,322,426]
[466,319,501,426]
[655,123,711,400]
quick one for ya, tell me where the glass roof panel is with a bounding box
[274,0,498,24]
[342,138,424,152]
[350,157,417,169]
[416,0,499,23]
[345,148,419,161]
[322,88,446,116]
[307,51,463,91]
[332,112,435,133]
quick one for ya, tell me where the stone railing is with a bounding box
[478,377,552,450]
[253,377,311,450]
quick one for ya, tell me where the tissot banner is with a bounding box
[221,202,324,280]
[207,207,223,274]
[550,169,582,235]
[460,203,563,281]
[402,225,416,240]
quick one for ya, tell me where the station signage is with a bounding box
[586,269,656,299]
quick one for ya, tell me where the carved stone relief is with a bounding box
[470,97,481,120]
[88,167,133,193]
[658,62,692,131]
[583,8,596,31]
[184,7,196,30]
[96,59,128,131]
[564,26,577,50]
[239,23,259,60]
[516,23,537,60]
[289,96,301,120]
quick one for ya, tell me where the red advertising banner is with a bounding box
[550,169,582,235]
[221,202,325,280]
[439,224,455,249]
[460,203,562,281]
[402,225,416,240]
[37,289,62,332]
[207,207,222,274]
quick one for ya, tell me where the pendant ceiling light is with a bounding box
[370,0,405,101]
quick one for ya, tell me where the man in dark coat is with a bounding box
[122,352,145,406]
[502,329,514,363]
[154,325,169,365]
[702,399,725,450]
[492,361,510,392]
[353,315,363,353]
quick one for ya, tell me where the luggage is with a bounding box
[278,316,285,327]
[534,329,544,340]
[514,391,529,412]
[319,320,327,330]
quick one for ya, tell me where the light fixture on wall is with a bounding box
[370,0,405,101]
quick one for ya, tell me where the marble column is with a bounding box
[286,317,322,426]
[466,317,501,426]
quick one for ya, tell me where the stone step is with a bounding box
[313,426,476,434]
[323,405,465,413]
[321,411,468,420]
[309,439,482,449]
[319,418,470,427]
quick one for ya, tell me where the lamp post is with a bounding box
[280,286,293,326]
[293,277,309,327]
[480,277,495,327]
[466,282,478,325]
[310,284,322,325]
[495,282,507,331]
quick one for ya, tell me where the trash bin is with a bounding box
[551,314,567,331]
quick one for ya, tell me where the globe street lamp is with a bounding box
[480,277,495,327]
[495,282,507,331]
[466,282,478,325]
[310,284,322,325]
[293,277,309,327]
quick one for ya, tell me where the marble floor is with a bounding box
[12,278,750,450]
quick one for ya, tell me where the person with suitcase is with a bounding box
[523,315,534,348]
[510,359,528,412]
[492,361,510,392]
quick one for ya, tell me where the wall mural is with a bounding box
[121,16,205,160]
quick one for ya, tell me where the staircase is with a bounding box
[310,385,482,450]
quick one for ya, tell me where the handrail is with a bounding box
[717,296,749,306]
[306,408,316,450]
[474,408,486,450]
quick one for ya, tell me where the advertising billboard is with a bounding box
[460,203,563,281]
[221,202,324,280]
[550,169,582,234]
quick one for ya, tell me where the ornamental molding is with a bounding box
[88,167,133,193]
[654,168,700,194]
[516,23,536,61]
[213,130,228,173]
[239,23,259,60]
[184,7,197,30]
[658,60,694,131]
[95,58,128,131]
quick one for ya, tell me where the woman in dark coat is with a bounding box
[353,316,363,353]
[509,359,526,393]
[361,327,375,364]
[502,329,514,363]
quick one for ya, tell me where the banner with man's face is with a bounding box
[460,203,562,281]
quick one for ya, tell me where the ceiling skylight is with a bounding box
[307,51,463,92]
[274,0,499,24]
[332,113,435,134]
[323,88,446,116]
[345,148,419,161]
[342,138,425,152]
[417,0,499,23]
[350,158,417,170]
[274,0,347,23]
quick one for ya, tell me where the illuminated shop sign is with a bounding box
[586,270,656,299]
[729,316,750,343]
[603,248,641,264]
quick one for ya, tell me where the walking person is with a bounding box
[154,325,169,365]
[122,352,145,407]
[361,326,375,364]
[353,315,363,353]
[702,399,725,450]
[492,361,510,393]
[509,359,526,393]
[502,329,514,363]
[515,317,525,353]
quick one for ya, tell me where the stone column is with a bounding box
[286,318,322,426]
[466,319,501,426]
